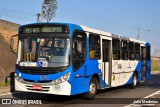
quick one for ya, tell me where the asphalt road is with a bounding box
[0,73,160,107]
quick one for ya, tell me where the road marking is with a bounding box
[144,90,160,98]
[0,92,22,97]
[124,90,160,107]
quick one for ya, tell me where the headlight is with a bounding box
[63,73,70,81]
[51,73,70,85]
[15,75,24,82]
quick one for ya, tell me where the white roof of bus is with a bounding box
[81,25,146,44]
[81,25,112,37]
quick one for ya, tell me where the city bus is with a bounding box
[10,23,151,99]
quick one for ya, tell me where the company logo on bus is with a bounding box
[40,76,48,80]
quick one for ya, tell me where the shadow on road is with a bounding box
[138,74,160,89]
[12,92,97,104]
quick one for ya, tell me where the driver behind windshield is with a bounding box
[40,39,65,60]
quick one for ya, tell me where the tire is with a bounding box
[83,77,98,100]
[45,94,53,99]
[129,73,138,89]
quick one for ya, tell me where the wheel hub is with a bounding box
[89,83,96,95]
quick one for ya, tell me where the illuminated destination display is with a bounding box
[21,25,69,34]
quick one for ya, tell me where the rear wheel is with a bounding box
[129,73,138,89]
[83,77,98,100]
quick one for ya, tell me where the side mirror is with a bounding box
[10,37,14,49]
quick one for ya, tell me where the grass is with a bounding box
[11,48,17,54]
[0,32,2,37]
[0,81,10,87]
[152,60,160,71]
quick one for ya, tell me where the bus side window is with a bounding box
[135,43,140,60]
[121,41,128,60]
[112,39,121,60]
[89,34,101,59]
[128,42,135,60]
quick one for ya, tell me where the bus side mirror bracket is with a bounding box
[10,37,14,49]
[10,35,18,54]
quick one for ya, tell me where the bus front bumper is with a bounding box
[15,77,71,96]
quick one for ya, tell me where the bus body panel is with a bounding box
[145,42,151,80]
[146,61,151,80]
[111,60,139,87]
[70,59,105,95]
[124,61,142,85]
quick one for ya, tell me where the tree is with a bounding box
[42,0,58,22]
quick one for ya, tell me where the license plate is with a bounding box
[32,85,42,90]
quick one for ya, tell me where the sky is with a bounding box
[0,0,160,55]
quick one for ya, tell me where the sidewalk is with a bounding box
[0,86,11,94]
[151,71,160,74]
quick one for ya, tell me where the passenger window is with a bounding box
[89,34,101,59]
[122,41,128,60]
[128,42,135,60]
[112,39,121,60]
[135,43,140,60]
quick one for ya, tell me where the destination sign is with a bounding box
[20,25,69,34]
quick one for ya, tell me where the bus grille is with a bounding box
[19,69,57,75]
[23,79,52,83]
[16,65,68,75]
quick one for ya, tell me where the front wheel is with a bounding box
[83,77,98,100]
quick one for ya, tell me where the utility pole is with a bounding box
[37,13,43,23]
[37,13,41,23]
[137,28,142,40]
[37,4,43,23]
[0,9,5,19]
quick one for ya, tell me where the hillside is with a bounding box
[0,36,16,82]
[0,19,19,43]
[0,19,19,82]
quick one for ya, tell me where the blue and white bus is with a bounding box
[10,23,151,99]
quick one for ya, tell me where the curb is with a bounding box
[151,71,160,74]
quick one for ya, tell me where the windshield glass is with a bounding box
[19,37,70,68]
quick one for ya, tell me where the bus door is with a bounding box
[141,46,146,81]
[102,39,111,87]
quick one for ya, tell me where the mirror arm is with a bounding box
[10,34,18,54]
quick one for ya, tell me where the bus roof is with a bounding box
[80,25,147,45]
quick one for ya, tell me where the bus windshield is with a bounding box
[19,37,70,68]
